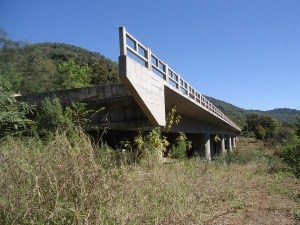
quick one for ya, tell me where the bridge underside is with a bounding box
[20,82,238,159]
[19,84,152,131]
[164,86,237,135]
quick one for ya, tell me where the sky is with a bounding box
[1,0,300,111]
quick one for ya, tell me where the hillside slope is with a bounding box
[207,96,300,126]
[0,40,119,94]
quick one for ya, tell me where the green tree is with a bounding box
[0,66,34,137]
[91,60,120,85]
[295,116,300,138]
[246,113,279,141]
[55,58,91,89]
[21,45,57,93]
[256,125,266,141]
[38,97,102,136]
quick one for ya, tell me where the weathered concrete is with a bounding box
[203,133,211,161]
[220,134,226,155]
[233,136,237,148]
[119,55,166,126]
[227,136,233,152]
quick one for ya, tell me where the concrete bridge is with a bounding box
[118,27,240,160]
[20,27,241,160]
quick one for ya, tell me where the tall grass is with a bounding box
[0,130,123,224]
[1,134,299,224]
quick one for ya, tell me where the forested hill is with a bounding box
[207,96,300,127]
[249,108,300,124]
[1,35,299,127]
[0,39,120,94]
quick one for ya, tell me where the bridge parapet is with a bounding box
[119,26,240,132]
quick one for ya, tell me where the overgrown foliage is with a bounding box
[1,136,299,224]
[169,132,192,159]
[55,58,91,89]
[0,131,123,224]
[279,143,300,178]
[133,128,169,166]
[245,113,279,141]
[295,116,300,137]
[37,97,103,138]
[164,105,181,132]
[0,64,34,137]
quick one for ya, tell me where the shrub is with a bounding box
[133,127,169,166]
[37,97,102,139]
[279,143,300,178]
[223,150,248,164]
[169,132,192,159]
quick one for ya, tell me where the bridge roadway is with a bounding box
[19,27,241,160]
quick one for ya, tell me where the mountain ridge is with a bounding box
[206,96,300,127]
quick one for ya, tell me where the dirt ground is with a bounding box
[209,137,300,225]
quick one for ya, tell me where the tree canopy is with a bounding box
[245,113,279,141]
[0,31,120,95]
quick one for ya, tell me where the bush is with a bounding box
[133,127,169,166]
[223,151,248,164]
[169,132,192,159]
[279,143,300,178]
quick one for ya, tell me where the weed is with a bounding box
[229,200,245,210]
[292,205,300,220]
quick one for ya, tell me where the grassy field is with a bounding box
[0,133,299,224]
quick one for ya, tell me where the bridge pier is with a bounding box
[220,134,226,155]
[226,135,233,152]
[232,136,236,149]
[202,133,211,161]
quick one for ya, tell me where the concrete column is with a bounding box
[228,136,233,152]
[232,136,236,148]
[203,133,211,161]
[220,134,226,154]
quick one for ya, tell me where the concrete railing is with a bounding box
[119,27,240,131]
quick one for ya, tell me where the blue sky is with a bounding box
[1,0,300,111]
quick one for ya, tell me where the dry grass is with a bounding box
[0,135,299,224]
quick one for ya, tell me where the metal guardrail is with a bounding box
[119,27,240,131]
